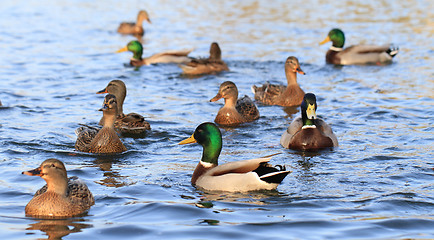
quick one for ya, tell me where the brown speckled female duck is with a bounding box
[117,10,151,36]
[252,56,305,107]
[97,79,150,135]
[75,94,127,153]
[280,93,338,151]
[179,42,229,75]
[319,28,399,65]
[22,158,94,217]
[210,81,259,126]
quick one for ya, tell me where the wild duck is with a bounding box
[280,93,338,150]
[117,10,151,36]
[75,94,127,153]
[179,42,229,75]
[97,79,150,134]
[320,28,399,65]
[116,40,193,66]
[252,56,305,107]
[210,81,259,126]
[22,158,94,217]
[179,122,290,192]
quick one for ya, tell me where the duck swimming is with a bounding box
[320,28,399,65]
[210,81,259,126]
[116,40,193,66]
[22,158,94,217]
[117,10,151,36]
[280,93,338,151]
[179,122,290,192]
[179,42,229,75]
[252,56,305,107]
[97,79,150,135]
[75,94,127,153]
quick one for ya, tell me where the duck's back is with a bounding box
[236,95,259,122]
[288,127,334,151]
[252,82,286,105]
[88,127,127,153]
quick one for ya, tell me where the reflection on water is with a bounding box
[92,157,135,188]
[26,218,92,240]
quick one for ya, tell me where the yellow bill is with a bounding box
[178,134,197,145]
[116,46,128,53]
[319,36,331,45]
[306,103,317,119]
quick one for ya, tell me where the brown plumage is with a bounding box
[179,42,229,75]
[252,56,305,107]
[97,80,150,135]
[210,81,259,126]
[117,10,151,36]
[75,94,127,153]
[22,159,94,217]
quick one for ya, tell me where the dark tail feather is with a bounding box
[254,163,291,184]
[386,45,399,57]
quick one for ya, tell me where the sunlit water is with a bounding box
[0,0,433,239]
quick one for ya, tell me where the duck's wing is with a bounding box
[67,176,95,208]
[236,95,260,121]
[74,125,99,152]
[115,112,151,134]
[316,118,338,147]
[280,117,303,148]
[251,82,286,105]
[206,157,271,176]
[179,58,228,74]
[339,45,397,64]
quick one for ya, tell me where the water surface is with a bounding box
[0,0,433,239]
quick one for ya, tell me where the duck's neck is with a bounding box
[132,50,143,61]
[45,177,68,196]
[285,69,298,86]
[224,95,238,109]
[200,137,222,166]
[302,111,315,126]
[102,113,117,128]
[112,92,125,116]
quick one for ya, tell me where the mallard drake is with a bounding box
[75,94,127,153]
[117,10,151,36]
[179,122,290,192]
[252,56,305,107]
[210,81,259,126]
[116,40,193,66]
[179,42,229,75]
[280,93,338,151]
[319,28,399,65]
[97,79,150,134]
[22,158,94,217]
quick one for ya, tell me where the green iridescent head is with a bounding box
[116,40,143,60]
[179,122,222,165]
[320,28,345,48]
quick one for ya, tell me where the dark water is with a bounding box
[0,0,433,239]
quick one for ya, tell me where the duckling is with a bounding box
[210,81,259,126]
[320,28,399,65]
[75,94,127,153]
[179,122,290,192]
[280,93,338,151]
[22,158,94,217]
[97,79,150,135]
[179,42,229,75]
[252,56,305,107]
[117,10,151,36]
[116,40,193,66]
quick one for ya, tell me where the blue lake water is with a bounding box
[0,0,433,239]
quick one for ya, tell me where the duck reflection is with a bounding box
[26,218,92,240]
[195,189,287,207]
[92,156,133,188]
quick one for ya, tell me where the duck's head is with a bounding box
[320,28,345,48]
[100,94,118,116]
[116,41,143,60]
[209,42,222,60]
[22,158,67,184]
[285,56,305,75]
[179,122,222,165]
[137,10,151,24]
[301,93,317,126]
[210,81,238,103]
[97,80,126,115]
